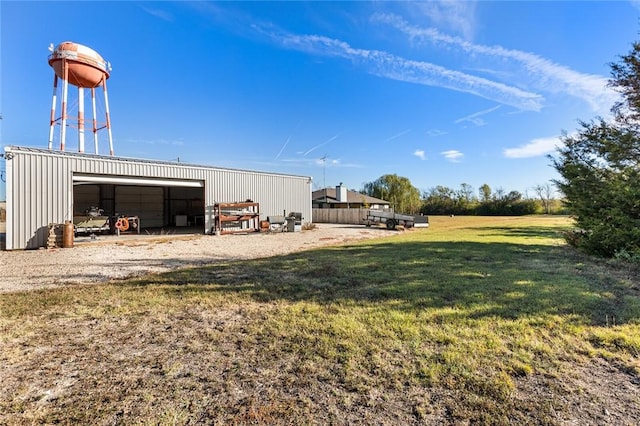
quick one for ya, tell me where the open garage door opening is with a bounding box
[72,174,205,237]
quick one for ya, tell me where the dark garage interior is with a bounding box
[73,183,205,235]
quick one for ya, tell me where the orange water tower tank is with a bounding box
[47,41,114,155]
[48,41,110,88]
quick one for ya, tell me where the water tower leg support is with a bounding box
[78,86,85,153]
[60,62,69,151]
[102,78,114,156]
[48,74,58,150]
[91,87,99,154]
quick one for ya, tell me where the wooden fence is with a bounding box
[312,208,367,225]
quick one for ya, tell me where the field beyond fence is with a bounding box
[1,216,639,425]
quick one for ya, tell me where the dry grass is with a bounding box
[1,216,639,425]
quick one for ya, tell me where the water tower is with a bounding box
[47,41,114,155]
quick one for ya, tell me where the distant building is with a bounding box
[312,183,391,209]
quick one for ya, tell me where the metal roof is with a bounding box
[4,145,310,180]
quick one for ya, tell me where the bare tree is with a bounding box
[533,183,554,214]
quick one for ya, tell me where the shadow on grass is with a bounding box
[472,226,568,240]
[124,233,640,326]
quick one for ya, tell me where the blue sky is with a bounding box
[1,1,640,201]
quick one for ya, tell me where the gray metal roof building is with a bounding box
[3,145,312,250]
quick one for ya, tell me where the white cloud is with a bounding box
[414,149,426,160]
[503,136,561,158]
[426,129,447,137]
[409,1,477,40]
[256,27,544,111]
[313,157,340,166]
[279,157,360,168]
[441,149,463,162]
[272,155,346,168]
[372,13,618,114]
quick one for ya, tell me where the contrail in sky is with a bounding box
[275,136,290,160]
[385,129,411,142]
[304,133,339,156]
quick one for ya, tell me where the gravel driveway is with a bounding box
[0,224,395,293]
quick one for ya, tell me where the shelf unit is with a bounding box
[213,202,260,235]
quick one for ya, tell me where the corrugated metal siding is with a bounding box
[4,146,311,249]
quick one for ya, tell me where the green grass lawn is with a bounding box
[1,216,639,425]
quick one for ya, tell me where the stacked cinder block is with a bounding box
[47,223,64,249]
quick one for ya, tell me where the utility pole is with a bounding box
[320,154,328,189]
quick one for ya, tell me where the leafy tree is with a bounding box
[421,186,458,215]
[458,183,475,203]
[362,174,422,214]
[551,41,640,257]
[479,184,492,202]
[455,183,476,212]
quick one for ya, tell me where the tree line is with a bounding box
[361,174,563,217]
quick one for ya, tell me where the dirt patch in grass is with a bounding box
[512,358,640,425]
